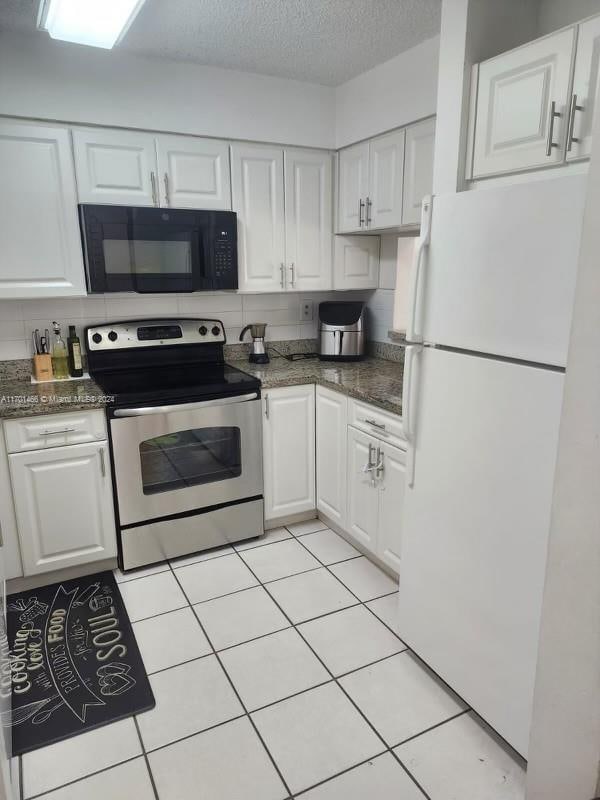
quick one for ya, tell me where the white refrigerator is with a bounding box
[398,174,587,758]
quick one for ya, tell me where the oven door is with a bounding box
[109,394,262,526]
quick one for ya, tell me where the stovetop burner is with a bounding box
[86,317,260,408]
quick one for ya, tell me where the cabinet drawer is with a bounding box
[4,410,107,453]
[348,399,405,447]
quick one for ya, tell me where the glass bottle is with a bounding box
[51,321,69,379]
[67,325,83,378]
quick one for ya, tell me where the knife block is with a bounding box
[33,354,53,382]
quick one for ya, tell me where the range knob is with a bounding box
[91,332,102,344]
[211,326,221,336]
[108,330,118,342]
[199,325,208,336]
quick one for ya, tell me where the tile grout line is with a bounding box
[133,716,160,800]
[275,526,435,800]
[23,754,144,800]
[166,560,296,800]
[227,546,434,800]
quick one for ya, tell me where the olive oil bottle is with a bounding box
[67,325,84,378]
[51,321,69,379]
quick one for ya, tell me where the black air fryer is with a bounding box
[318,301,366,361]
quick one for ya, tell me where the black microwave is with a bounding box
[79,204,238,293]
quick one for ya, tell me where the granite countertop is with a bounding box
[0,355,403,420]
[0,376,110,419]
[229,356,404,416]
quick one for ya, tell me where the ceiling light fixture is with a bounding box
[37,0,146,49]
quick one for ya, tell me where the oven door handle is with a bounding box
[112,392,259,417]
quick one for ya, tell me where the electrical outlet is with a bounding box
[301,300,313,321]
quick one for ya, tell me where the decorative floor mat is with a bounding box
[6,570,155,755]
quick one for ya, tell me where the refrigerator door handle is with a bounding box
[406,195,433,344]
[402,343,423,487]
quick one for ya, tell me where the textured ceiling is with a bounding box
[0,0,441,85]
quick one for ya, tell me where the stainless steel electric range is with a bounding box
[86,318,264,571]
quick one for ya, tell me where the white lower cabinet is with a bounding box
[6,416,117,576]
[346,425,407,574]
[346,426,379,551]
[377,440,406,573]
[263,385,316,521]
[316,387,348,529]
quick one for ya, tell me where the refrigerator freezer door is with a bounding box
[417,175,586,366]
[398,347,564,757]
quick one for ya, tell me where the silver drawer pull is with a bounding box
[41,428,77,436]
[364,418,385,430]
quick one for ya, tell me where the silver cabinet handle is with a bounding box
[265,395,270,419]
[150,171,158,206]
[365,417,385,430]
[41,428,76,436]
[99,447,106,478]
[358,198,365,227]
[163,172,170,206]
[280,263,285,289]
[113,392,258,417]
[375,446,384,479]
[545,101,561,157]
[363,442,376,474]
[567,93,584,152]
[289,263,296,287]
[365,196,372,226]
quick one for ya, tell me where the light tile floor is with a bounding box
[20,521,526,800]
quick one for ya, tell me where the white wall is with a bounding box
[537,0,600,34]
[334,36,439,149]
[0,32,335,149]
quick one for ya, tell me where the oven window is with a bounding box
[103,238,192,276]
[139,428,241,495]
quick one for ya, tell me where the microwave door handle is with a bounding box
[112,392,259,417]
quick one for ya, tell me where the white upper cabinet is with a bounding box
[337,122,434,232]
[231,143,286,292]
[368,129,405,229]
[402,118,435,225]
[284,148,333,291]
[0,120,86,299]
[334,235,379,290]
[471,28,576,177]
[567,15,600,161]
[73,127,158,206]
[338,142,369,232]
[155,135,231,209]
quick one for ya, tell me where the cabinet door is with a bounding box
[284,148,333,291]
[472,28,576,177]
[368,129,405,229]
[333,235,380,290]
[231,143,286,292]
[72,128,158,205]
[9,442,116,576]
[346,427,378,551]
[0,121,86,299]
[263,386,315,521]
[316,387,348,527]
[337,142,369,233]
[402,118,435,225]
[567,16,600,161]
[377,442,407,574]
[156,135,231,209]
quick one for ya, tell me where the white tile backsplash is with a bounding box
[0,279,400,361]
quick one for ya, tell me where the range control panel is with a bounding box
[86,318,226,351]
